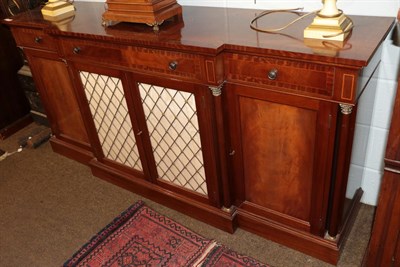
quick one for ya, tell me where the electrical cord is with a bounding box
[0,148,23,162]
[250,8,354,39]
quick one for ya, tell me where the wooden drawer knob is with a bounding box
[34,36,42,43]
[267,68,278,80]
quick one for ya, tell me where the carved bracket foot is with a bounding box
[146,21,165,32]
[102,19,118,27]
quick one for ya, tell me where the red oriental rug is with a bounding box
[63,201,269,267]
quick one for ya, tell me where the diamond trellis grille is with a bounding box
[80,71,142,171]
[139,83,207,196]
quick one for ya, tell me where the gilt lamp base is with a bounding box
[304,13,353,42]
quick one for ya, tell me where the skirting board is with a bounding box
[50,137,94,165]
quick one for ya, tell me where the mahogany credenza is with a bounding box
[2,4,394,264]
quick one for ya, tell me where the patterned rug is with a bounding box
[63,201,268,267]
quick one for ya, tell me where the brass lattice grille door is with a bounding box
[80,71,143,172]
[139,83,208,196]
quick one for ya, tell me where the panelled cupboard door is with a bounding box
[129,74,221,207]
[71,64,222,207]
[24,49,90,149]
[226,83,337,236]
[70,63,148,179]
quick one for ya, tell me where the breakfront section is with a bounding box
[9,26,92,163]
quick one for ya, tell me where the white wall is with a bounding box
[178,0,400,17]
[347,34,400,205]
[80,0,400,205]
[81,0,400,17]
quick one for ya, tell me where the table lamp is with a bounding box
[304,0,353,41]
[41,0,75,21]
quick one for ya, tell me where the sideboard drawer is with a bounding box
[61,39,205,82]
[128,46,205,82]
[11,27,57,52]
[225,53,334,98]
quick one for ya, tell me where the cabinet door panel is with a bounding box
[228,84,335,234]
[79,71,143,172]
[26,50,89,147]
[69,62,149,178]
[129,74,221,206]
[138,82,208,196]
[240,96,316,222]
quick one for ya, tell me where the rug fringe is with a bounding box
[192,240,218,267]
